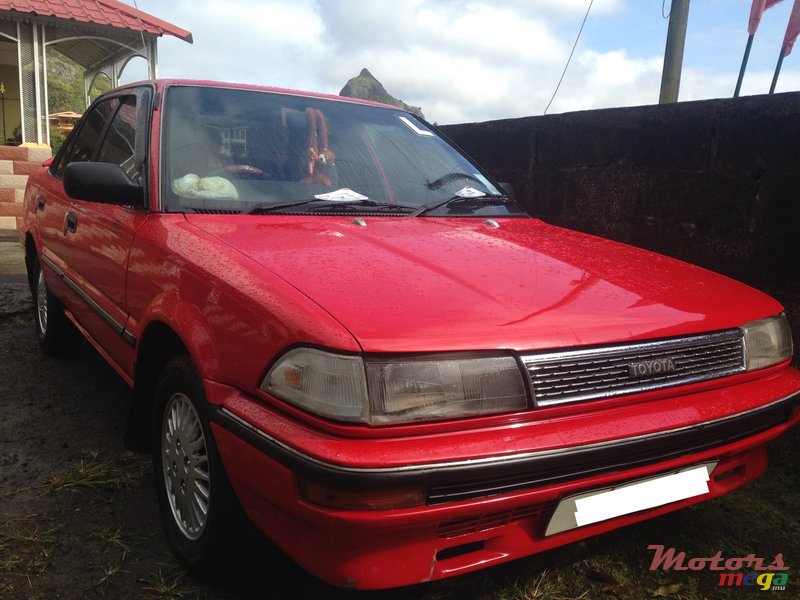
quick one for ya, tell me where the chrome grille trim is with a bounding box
[523,329,745,407]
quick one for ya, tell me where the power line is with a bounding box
[544,0,594,115]
[132,0,151,74]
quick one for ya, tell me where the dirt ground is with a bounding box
[1,229,798,600]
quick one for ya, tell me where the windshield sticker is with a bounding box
[172,174,239,199]
[398,116,435,137]
[454,186,487,198]
[314,188,369,202]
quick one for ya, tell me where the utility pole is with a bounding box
[659,0,691,104]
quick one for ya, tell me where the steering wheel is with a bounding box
[427,171,485,191]
[212,164,272,180]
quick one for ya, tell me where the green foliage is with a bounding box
[45,48,113,152]
[48,129,66,155]
[46,49,84,114]
[88,73,113,103]
[46,46,114,117]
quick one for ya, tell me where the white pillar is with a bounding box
[16,21,48,144]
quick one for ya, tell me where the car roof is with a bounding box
[106,79,402,112]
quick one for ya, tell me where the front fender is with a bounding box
[137,292,221,381]
[125,215,361,395]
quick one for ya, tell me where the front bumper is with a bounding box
[208,372,800,589]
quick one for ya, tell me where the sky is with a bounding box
[119,0,800,124]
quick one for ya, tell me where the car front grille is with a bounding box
[436,502,557,538]
[522,329,745,407]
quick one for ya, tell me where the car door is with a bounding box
[35,99,118,309]
[48,88,152,379]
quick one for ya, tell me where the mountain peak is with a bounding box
[340,68,424,119]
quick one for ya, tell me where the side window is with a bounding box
[97,96,140,178]
[53,98,118,177]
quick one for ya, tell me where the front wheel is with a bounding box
[33,258,80,356]
[153,356,240,569]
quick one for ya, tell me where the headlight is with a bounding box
[262,348,369,421]
[262,349,528,424]
[741,314,793,371]
[364,356,528,424]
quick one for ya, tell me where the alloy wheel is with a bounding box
[161,392,211,541]
[36,268,48,337]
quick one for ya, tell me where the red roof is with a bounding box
[0,0,192,42]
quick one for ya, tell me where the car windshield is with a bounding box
[162,85,525,217]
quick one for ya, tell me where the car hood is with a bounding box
[186,215,782,353]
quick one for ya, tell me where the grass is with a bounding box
[2,485,30,499]
[0,309,34,327]
[84,526,141,594]
[91,526,133,559]
[140,565,206,600]
[46,450,150,494]
[89,560,128,591]
[0,450,153,596]
[493,571,590,600]
[0,517,61,595]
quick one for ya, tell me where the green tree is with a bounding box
[88,73,113,103]
[46,48,84,113]
[46,49,112,151]
[49,129,66,154]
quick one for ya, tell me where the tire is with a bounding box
[33,257,80,356]
[152,355,240,570]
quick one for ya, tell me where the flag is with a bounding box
[738,0,786,95]
[749,0,786,35]
[783,0,800,55]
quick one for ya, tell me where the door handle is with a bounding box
[64,211,78,234]
[36,195,46,211]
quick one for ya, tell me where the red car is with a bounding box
[18,80,800,589]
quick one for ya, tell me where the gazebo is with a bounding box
[0,0,191,227]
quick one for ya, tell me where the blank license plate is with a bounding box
[545,462,716,536]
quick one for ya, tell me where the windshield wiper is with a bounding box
[248,198,416,215]
[309,200,416,214]
[247,198,329,214]
[410,194,515,217]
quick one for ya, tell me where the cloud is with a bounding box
[122,0,798,124]
[435,0,624,20]
[138,0,327,90]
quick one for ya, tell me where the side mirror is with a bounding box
[64,162,143,206]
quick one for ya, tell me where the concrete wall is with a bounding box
[442,92,800,351]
